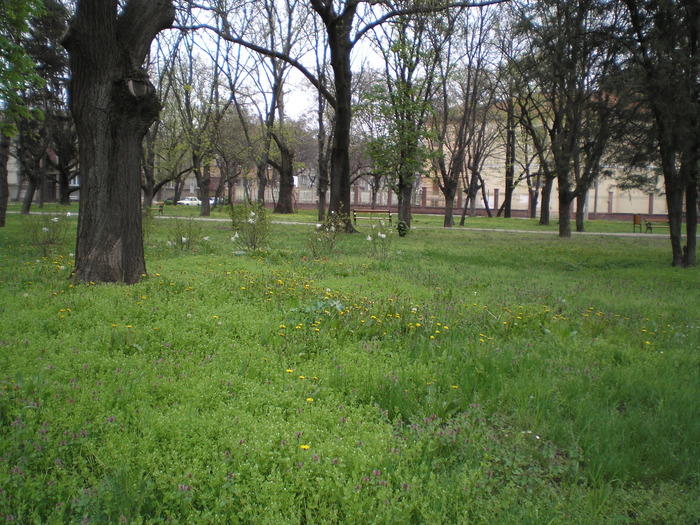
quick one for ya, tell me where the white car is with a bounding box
[177,196,201,206]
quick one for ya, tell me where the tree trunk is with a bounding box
[504,99,516,218]
[684,176,697,267]
[575,193,586,232]
[199,162,211,217]
[21,177,36,215]
[58,169,72,205]
[558,182,573,238]
[397,177,414,226]
[665,183,685,267]
[539,176,554,226]
[529,188,539,219]
[444,195,456,228]
[274,144,295,214]
[62,0,175,284]
[326,17,355,228]
[0,133,9,227]
[142,127,157,207]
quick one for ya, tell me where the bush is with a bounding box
[22,212,71,256]
[304,212,347,259]
[231,203,271,251]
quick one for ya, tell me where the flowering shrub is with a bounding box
[304,212,346,258]
[231,203,271,251]
[166,217,204,251]
[23,212,71,256]
[365,220,393,259]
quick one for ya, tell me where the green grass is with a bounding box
[1,209,698,524]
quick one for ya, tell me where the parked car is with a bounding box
[177,196,201,206]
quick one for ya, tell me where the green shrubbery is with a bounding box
[1,211,698,523]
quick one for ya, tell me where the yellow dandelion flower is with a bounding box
[300,445,310,450]
[286,369,294,373]
[306,398,313,402]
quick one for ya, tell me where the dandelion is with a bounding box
[300,445,310,450]
[306,397,313,403]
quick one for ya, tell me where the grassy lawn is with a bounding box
[1,208,698,524]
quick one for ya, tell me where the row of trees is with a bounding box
[1,0,697,283]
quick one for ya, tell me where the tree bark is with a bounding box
[273,139,295,214]
[62,0,174,284]
[321,4,356,228]
[539,176,554,226]
[0,133,9,227]
[575,193,586,232]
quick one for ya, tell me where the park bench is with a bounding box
[157,202,164,215]
[633,214,670,233]
[352,208,392,225]
[645,217,669,233]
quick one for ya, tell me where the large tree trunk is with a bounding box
[0,133,9,227]
[62,0,174,284]
[326,17,354,229]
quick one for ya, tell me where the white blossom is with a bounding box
[378,232,386,239]
[42,227,50,233]
[167,241,173,247]
[203,236,210,241]
[51,217,59,223]
[247,218,255,224]
[231,232,239,241]
[366,235,373,241]
[66,212,72,217]
[181,237,188,243]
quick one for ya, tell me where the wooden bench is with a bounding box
[352,208,392,225]
[645,218,669,233]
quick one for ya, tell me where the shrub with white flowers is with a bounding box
[166,217,203,251]
[365,220,393,259]
[23,213,70,256]
[230,203,271,251]
[304,211,347,258]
